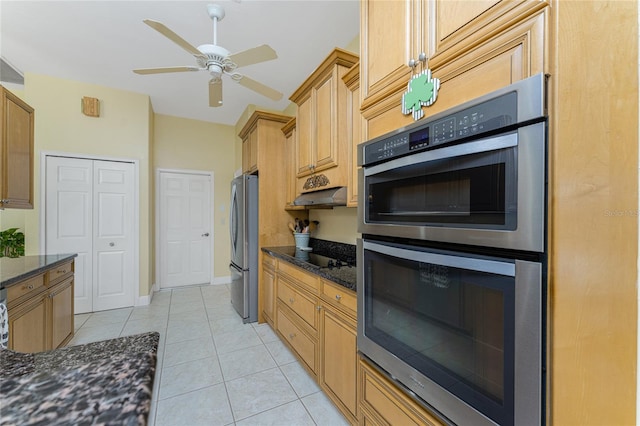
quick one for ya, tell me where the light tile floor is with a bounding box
[71,284,349,426]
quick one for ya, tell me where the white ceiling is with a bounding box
[0,0,360,125]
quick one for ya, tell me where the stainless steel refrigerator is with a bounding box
[229,174,258,323]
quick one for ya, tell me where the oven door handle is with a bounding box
[364,131,518,176]
[362,240,516,277]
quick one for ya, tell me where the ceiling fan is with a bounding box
[133,3,282,107]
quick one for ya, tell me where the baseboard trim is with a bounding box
[135,282,157,307]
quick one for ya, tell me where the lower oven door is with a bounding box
[357,239,542,426]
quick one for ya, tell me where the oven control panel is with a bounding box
[361,91,517,166]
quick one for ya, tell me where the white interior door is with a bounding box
[45,156,136,314]
[159,171,212,288]
[93,160,135,311]
[45,157,93,313]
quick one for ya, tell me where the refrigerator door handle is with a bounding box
[229,263,243,279]
[230,184,238,261]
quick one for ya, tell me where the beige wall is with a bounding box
[153,114,237,283]
[2,73,154,299]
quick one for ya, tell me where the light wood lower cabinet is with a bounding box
[269,257,358,424]
[9,292,47,352]
[261,256,276,326]
[358,357,444,426]
[319,280,358,424]
[7,260,75,352]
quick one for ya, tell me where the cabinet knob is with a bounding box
[335,294,342,301]
[109,242,115,247]
[289,297,294,304]
[289,333,296,340]
[26,284,34,290]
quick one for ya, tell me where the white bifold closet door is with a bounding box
[45,156,135,314]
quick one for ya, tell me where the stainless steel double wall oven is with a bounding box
[357,74,547,426]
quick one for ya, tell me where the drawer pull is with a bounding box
[57,269,67,274]
[335,294,342,301]
[27,284,34,290]
[288,333,296,339]
[289,297,294,304]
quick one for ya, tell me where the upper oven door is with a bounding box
[358,122,545,252]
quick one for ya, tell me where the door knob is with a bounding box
[109,242,115,247]
[202,232,210,237]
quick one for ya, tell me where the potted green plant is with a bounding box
[0,228,25,258]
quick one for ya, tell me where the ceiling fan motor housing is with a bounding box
[197,44,234,76]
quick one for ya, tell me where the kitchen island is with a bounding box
[0,331,159,425]
[1,253,77,352]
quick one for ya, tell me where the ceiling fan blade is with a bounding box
[143,19,203,58]
[237,75,283,101]
[133,66,201,75]
[209,79,223,107]
[229,44,277,68]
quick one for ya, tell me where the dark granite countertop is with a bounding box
[0,253,77,290]
[262,242,357,291]
[0,331,159,425]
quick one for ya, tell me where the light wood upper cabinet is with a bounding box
[360,0,547,140]
[360,0,425,107]
[290,48,358,193]
[281,118,304,211]
[0,85,34,209]
[242,127,259,174]
[342,62,362,207]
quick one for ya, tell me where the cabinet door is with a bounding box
[432,0,536,59]
[361,0,425,104]
[314,73,337,171]
[9,294,47,353]
[242,137,250,173]
[262,264,276,324]
[358,358,445,426]
[320,305,357,421]
[346,74,361,207]
[296,94,314,177]
[1,87,34,209]
[49,277,74,349]
[248,127,258,173]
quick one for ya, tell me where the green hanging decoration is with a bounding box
[402,58,440,121]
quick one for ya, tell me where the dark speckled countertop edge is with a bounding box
[0,254,78,290]
[262,246,357,292]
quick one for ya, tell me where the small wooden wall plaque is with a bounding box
[82,96,100,117]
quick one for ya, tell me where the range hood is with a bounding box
[293,187,347,207]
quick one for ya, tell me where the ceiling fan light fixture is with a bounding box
[208,64,223,78]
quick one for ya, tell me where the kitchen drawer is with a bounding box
[321,279,356,316]
[46,261,73,285]
[278,261,319,294]
[277,308,317,374]
[7,274,45,307]
[263,253,277,269]
[359,358,444,426]
[278,277,318,331]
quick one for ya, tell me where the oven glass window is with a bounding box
[363,247,515,425]
[366,147,516,229]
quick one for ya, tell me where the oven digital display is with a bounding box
[409,127,429,150]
